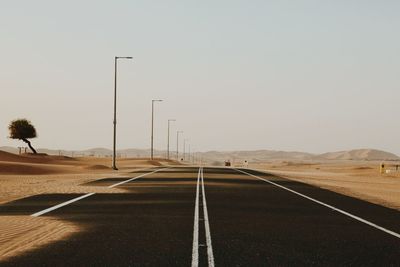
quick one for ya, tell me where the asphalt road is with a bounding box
[1,167,400,266]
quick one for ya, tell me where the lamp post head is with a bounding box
[116,56,133,59]
[152,99,163,103]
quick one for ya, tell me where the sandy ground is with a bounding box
[0,216,78,261]
[250,160,400,211]
[2,151,399,261]
[0,151,177,261]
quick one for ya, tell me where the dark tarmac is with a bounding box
[0,167,399,266]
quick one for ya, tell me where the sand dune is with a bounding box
[315,149,400,161]
[0,156,177,205]
[0,156,179,261]
[0,151,76,165]
[0,162,64,175]
[0,151,29,163]
[253,160,400,211]
[82,164,111,170]
[0,151,83,175]
[0,150,177,175]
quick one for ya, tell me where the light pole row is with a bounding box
[111,56,193,168]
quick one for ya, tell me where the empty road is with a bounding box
[0,167,399,266]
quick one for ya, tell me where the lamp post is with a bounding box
[183,139,189,161]
[167,119,176,159]
[176,131,183,160]
[112,56,132,170]
[151,99,163,160]
[188,144,191,163]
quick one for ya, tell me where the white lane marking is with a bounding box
[191,167,201,267]
[31,168,166,217]
[201,167,215,267]
[31,193,95,217]
[235,168,400,240]
[108,168,166,188]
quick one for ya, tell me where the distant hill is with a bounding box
[314,149,400,161]
[0,146,18,154]
[1,146,398,163]
[198,150,314,164]
[0,150,75,164]
[0,146,165,158]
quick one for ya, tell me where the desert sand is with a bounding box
[2,150,400,261]
[0,151,176,261]
[250,160,400,211]
[0,216,78,260]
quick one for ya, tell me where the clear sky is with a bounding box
[1,1,399,154]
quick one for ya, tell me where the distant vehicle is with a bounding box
[225,160,231,167]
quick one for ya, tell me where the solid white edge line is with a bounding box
[235,168,400,240]
[201,167,215,267]
[191,167,201,267]
[31,167,167,217]
[31,193,95,217]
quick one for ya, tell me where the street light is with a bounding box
[188,144,191,163]
[112,56,133,170]
[167,119,176,160]
[176,130,183,160]
[151,99,163,160]
[183,138,189,161]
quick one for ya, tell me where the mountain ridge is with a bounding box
[1,147,398,162]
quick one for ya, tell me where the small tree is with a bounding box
[8,119,38,154]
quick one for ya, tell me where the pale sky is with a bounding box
[1,1,399,154]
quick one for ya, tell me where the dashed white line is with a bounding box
[235,168,400,240]
[31,168,166,217]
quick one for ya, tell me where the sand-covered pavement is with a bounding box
[0,216,78,261]
[0,150,176,261]
[2,150,400,262]
[2,167,399,266]
[251,160,400,211]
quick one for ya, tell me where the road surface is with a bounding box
[0,167,399,266]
